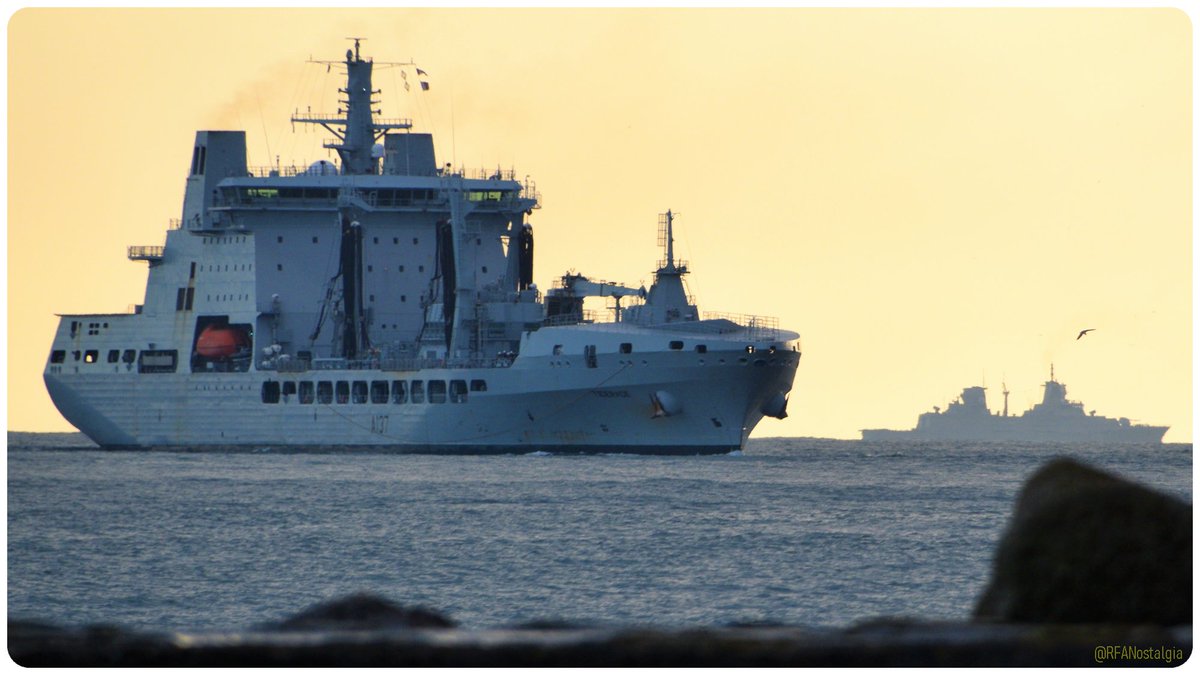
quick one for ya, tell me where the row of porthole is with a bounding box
[557,342,712,356]
[261,378,489,405]
[284,235,422,245]
[48,348,180,374]
[50,348,136,365]
[272,263,494,275]
[281,236,487,247]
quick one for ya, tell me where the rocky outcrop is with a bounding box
[8,615,1190,667]
[264,593,455,631]
[974,458,1191,624]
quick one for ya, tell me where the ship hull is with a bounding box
[861,422,1168,444]
[45,352,797,454]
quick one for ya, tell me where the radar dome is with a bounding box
[305,160,338,176]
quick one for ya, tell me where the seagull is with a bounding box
[1076,328,1095,340]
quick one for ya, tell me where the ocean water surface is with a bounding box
[7,435,1191,631]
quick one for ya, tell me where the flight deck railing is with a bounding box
[268,355,517,373]
[702,312,781,339]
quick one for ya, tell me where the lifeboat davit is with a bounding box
[195,325,250,359]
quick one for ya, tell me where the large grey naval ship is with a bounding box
[861,366,1167,443]
[43,41,799,453]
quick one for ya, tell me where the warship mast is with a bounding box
[290,38,414,359]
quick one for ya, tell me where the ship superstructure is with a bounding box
[43,42,800,453]
[861,366,1167,443]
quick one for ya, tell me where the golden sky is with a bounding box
[7,8,1193,442]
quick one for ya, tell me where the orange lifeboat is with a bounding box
[195,325,250,359]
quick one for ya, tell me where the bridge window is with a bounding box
[428,380,447,404]
[449,380,468,403]
[107,350,120,363]
[669,341,684,350]
[411,380,425,404]
[317,381,333,404]
[620,343,633,354]
[391,380,407,404]
[122,349,136,363]
[261,381,280,404]
[84,350,98,363]
[336,381,350,404]
[352,381,368,404]
[282,382,297,398]
[299,381,314,404]
[695,344,707,354]
[50,350,65,364]
[370,380,389,404]
[470,379,488,392]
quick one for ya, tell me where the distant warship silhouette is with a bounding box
[862,366,1167,443]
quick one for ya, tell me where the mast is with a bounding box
[663,209,676,272]
[626,209,697,324]
[290,38,413,175]
[289,39,417,358]
[656,210,687,276]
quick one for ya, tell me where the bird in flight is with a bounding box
[1076,328,1095,340]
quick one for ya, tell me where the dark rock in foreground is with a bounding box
[975,458,1192,624]
[8,616,1191,667]
[264,593,455,631]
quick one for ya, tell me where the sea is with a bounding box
[7,433,1192,633]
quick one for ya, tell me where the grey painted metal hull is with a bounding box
[861,417,1168,444]
[45,349,797,453]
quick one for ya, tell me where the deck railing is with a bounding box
[268,355,516,373]
[702,312,781,338]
